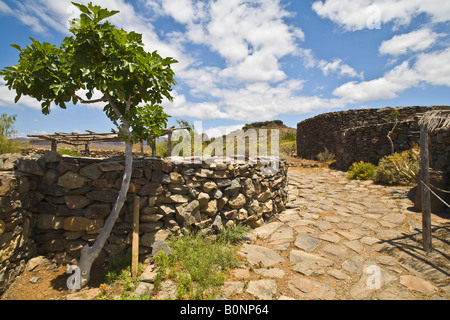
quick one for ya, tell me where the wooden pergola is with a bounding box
[418,109,450,252]
[27,130,122,155]
[28,126,192,157]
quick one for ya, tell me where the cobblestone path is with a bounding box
[217,166,450,300]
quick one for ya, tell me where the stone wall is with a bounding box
[427,127,450,211]
[0,151,288,291]
[0,155,37,294]
[297,106,450,170]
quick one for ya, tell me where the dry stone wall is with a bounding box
[0,151,288,290]
[297,106,450,170]
[0,155,37,294]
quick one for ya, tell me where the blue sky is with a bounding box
[1,0,449,138]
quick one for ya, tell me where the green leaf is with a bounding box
[10,44,21,51]
[71,2,91,15]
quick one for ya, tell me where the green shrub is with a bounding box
[347,161,377,180]
[374,146,420,185]
[281,132,296,141]
[58,148,80,156]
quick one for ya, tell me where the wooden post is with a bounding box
[51,140,57,152]
[167,131,173,157]
[152,140,156,157]
[140,140,144,157]
[132,195,140,279]
[420,124,432,253]
[85,143,90,156]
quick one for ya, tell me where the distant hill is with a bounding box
[243,120,288,130]
[242,120,296,139]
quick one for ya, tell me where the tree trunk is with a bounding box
[77,122,134,287]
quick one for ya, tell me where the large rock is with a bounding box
[65,195,91,210]
[228,193,246,209]
[140,183,164,196]
[17,159,44,176]
[176,200,201,226]
[36,214,64,230]
[98,162,124,172]
[63,216,104,232]
[79,163,102,180]
[57,172,86,190]
[86,203,111,219]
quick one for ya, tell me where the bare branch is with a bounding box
[73,94,108,104]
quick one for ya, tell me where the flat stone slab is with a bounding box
[313,232,341,244]
[222,281,245,296]
[294,233,321,252]
[288,278,336,300]
[400,275,438,294]
[254,268,286,278]
[251,222,283,239]
[239,244,284,267]
[246,279,277,300]
[320,244,349,261]
[289,249,334,267]
[269,226,294,241]
[293,261,325,276]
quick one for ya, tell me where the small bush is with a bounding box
[316,147,335,162]
[279,140,296,158]
[58,148,80,156]
[217,223,251,245]
[347,161,377,180]
[374,146,420,185]
[281,132,296,141]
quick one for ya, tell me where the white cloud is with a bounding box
[312,0,450,31]
[0,0,13,14]
[203,124,245,138]
[414,48,450,86]
[300,49,363,79]
[0,78,42,110]
[333,48,450,103]
[333,61,420,102]
[379,28,443,56]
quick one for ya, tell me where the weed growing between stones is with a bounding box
[152,225,249,300]
[97,252,145,300]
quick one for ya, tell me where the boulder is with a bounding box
[176,200,201,226]
[17,159,44,176]
[63,216,104,232]
[57,172,86,190]
[228,193,247,209]
[65,195,91,210]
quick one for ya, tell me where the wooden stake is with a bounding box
[132,195,140,278]
[420,124,432,253]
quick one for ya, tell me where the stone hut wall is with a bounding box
[0,152,288,291]
[0,154,37,293]
[296,106,450,170]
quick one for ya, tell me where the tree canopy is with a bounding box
[1,1,176,142]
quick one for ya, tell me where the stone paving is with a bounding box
[222,166,450,300]
[135,166,450,300]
